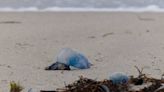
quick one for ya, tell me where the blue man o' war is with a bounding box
[109,72,129,85]
[57,48,91,69]
[46,48,91,70]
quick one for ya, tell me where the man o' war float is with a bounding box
[109,72,129,85]
[45,48,91,70]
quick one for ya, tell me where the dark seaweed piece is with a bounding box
[40,91,57,92]
[131,77,144,85]
[141,80,162,92]
[45,62,70,70]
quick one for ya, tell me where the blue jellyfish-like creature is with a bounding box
[46,48,91,70]
[109,72,129,85]
[57,48,91,69]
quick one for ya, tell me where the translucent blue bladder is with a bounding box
[56,48,91,69]
[109,72,129,85]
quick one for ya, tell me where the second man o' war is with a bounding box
[46,48,91,70]
[109,72,129,85]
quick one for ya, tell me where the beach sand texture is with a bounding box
[0,12,163,91]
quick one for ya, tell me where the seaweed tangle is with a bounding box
[41,66,164,92]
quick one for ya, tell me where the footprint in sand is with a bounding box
[143,66,162,75]
[15,42,34,49]
[146,30,150,33]
[137,16,155,21]
[153,68,162,74]
[0,64,12,69]
[125,30,133,34]
[102,32,114,37]
[88,36,96,39]
[0,21,21,24]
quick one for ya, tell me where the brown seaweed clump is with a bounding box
[41,66,164,92]
[58,76,128,92]
[41,76,164,92]
[41,76,128,92]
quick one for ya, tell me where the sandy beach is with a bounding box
[0,12,163,92]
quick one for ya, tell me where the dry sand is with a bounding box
[0,12,163,91]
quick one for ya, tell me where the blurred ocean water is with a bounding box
[0,0,163,12]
